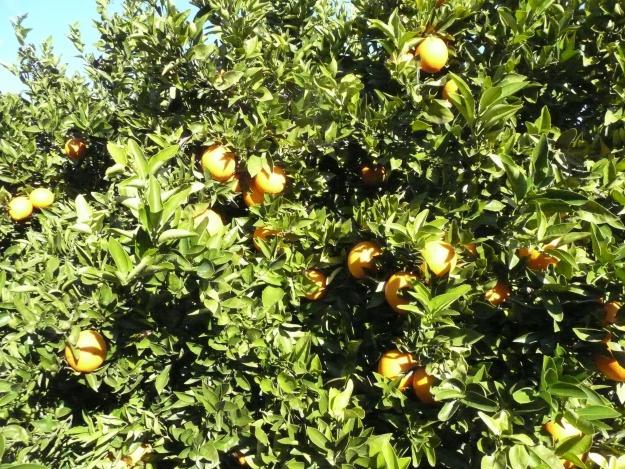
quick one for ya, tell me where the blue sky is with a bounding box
[0,0,195,93]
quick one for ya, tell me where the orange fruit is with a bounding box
[304,269,327,301]
[243,181,265,207]
[416,37,448,73]
[463,243,478,256]
[29,188,55,209]
[8,196,33,221]
[384,272,416,314]
[201,145,236,182]
[595,355,625,381]
[193,208,224,236]
[377,349,416,391]
[603,301,622,325]
[544,419,582,442]
[361,165,386,187]
[544,420,585,469]
[412,367,435,403]
[347,241,382,279]
[254,166,286,194]
[64,330,107,373]
[485,281,511,306]
[64,137,87,160]
[442,80,458,100]
[518,247,558,271]
[422,240,456,276]
[253,227,280,251]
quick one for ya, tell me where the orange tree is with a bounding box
[1,0,625,467]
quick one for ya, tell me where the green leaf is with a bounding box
[576,405,621,421]
[155,365,171,395]
[306,427,328,450]
[262,286,284,309]
[107,141,127,165]
[128,139,148,179]
[214,71,243,90]
[157,229,197,244]
[428,284,471,314]
[107,238,132,275]
[148,145,179,174]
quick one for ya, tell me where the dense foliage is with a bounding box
[1,0,625,467]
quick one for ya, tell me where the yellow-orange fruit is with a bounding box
[254,166,286,194]
[201,145,236,182]
[595,355,625,382]
[485,281,511,306]
[412,367,435,403]
[422,240,456,276]
[243,181,265,207]
[64,330,107,373]
[603,301,622,325]
[253,227,279,251]
[416,37,448,73]
[304,269,327,301]
[442,80,459,100]
[193,208,224,236]
[29,188,55,209]
[361,165,387,187]
[64,138,87,160]
[377,349,416,391]
[347,241,382,279]
[8,196,33,221]
[384,272,417,314]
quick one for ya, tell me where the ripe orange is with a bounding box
[243,181,265,207]
[603,301,621,325]
[361,165,386,187]
[193,208,224,236]
[384,272,416,314]
[544,420,585,469]
[201,145,236,182]
[254,166,286,194]
[463,243,478,256]
[8,196,33,221]
[484,281,511,306]
[304,269,327,301]
[347,241,382,279]
[64,137,87,160]
[64,330,107,373]
[442,80,458,100]
[422,240,456,276]
[253,227,280,251]
[377,349,416,391]
[412,367,435,403]
[595,355,625,381]
[29,188,55,209]
[518,247,558,271]
[416,37,448,73]
[544,419,582,442]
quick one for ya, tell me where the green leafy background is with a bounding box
[1,0,625,468]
